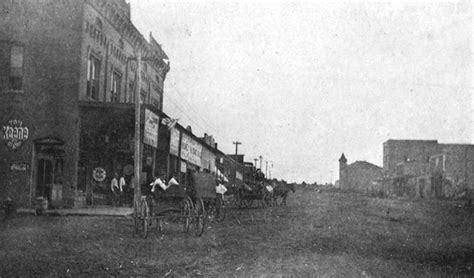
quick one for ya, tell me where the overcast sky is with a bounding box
[128,0,472,184]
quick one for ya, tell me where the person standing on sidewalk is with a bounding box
[110,173,121,207]
[119,174,126,206]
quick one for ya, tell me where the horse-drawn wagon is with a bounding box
[234,182,273,209]
[134,172,224,238]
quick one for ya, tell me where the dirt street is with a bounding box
[1,187,473,277]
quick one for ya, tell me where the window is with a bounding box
[110,71,121,102]
[10,45,23,90]
[128,80,135,103]
[86,55,100,100]
[118,38,124,49]
[95,17,103,29]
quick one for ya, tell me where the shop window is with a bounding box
[10,45,23,90]
[86,54,100,100]
[110,71,121,102]
[151,96,160,108]
[140,89,147,104]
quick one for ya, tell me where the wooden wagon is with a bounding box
[234,182,272,209]
[134,172,224,238]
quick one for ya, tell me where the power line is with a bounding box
[168,85,220,133]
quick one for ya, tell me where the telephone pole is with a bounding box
[259,156,263,170]
[133,52,142,206]
[253,158,258,168]
[233,141,241,186]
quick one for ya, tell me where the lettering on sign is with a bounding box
[2,119,29,151]
[10,163,30,171]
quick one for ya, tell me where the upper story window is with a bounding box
[10,45,24,90]
[95,18,103,29]
[110,71,121,102]
[118,38,124,49]
[86,54,100,100]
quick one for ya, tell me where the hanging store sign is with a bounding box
[143,109,159,148]
[169,127,180,156]
[236,171,243,181]
[2,119,29,151]
[180,161,187,173]
[180,133,202,167]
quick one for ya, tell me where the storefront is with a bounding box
[78,102,168,206]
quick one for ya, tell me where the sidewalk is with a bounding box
[16,206,134,217]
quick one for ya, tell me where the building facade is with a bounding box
[1,0,169,208]
[382,140,474,198]
[338,153,383,192]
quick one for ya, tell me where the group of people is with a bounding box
[110,173,134,207]
[111,171,230,207]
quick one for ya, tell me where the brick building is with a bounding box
[0,0,169,208]
[338,153,383,192]
[382,140,474,198]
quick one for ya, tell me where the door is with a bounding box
[36,158,53,200]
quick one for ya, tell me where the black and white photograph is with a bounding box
[1,0,473,276]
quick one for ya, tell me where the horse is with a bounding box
[272,183,295,206]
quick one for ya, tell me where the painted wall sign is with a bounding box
[93,167,107,182]
[143,109,159,148]
[2,119,29,151]
[10,163,30,171]
[180,133,202,167]
[169,127,180,156]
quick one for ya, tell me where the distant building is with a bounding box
[383,140,474,198]
[338,153,383,192]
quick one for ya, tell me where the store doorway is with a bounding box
[36,157,53,201]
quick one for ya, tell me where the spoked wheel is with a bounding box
[215,196,225,222]
[138,198,150,239]
[194,198,206,236]
[182,196,193,233]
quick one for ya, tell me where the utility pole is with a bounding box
[133,52,142,206]
[253,158,258,168]
[259,156,263,170]
[233,141,241,186]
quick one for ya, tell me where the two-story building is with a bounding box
[0,0,169,208]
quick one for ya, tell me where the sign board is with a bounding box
[180,133,202,167]
[143,109,159,148]
[3,119,29,151]
[236,171,243,181]
[180,161,187,173]
[10,163,30,171]
[93,167,106,182]
[169,127,180,156]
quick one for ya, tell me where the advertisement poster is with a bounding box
[143,109,159,148]
[180,133,202,167]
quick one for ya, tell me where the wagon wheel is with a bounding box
[138,198,150,239]
[194,198,206,236]
[215,196,225,222]
[182,196,193,233]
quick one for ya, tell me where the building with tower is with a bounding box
[338,153,383,192]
